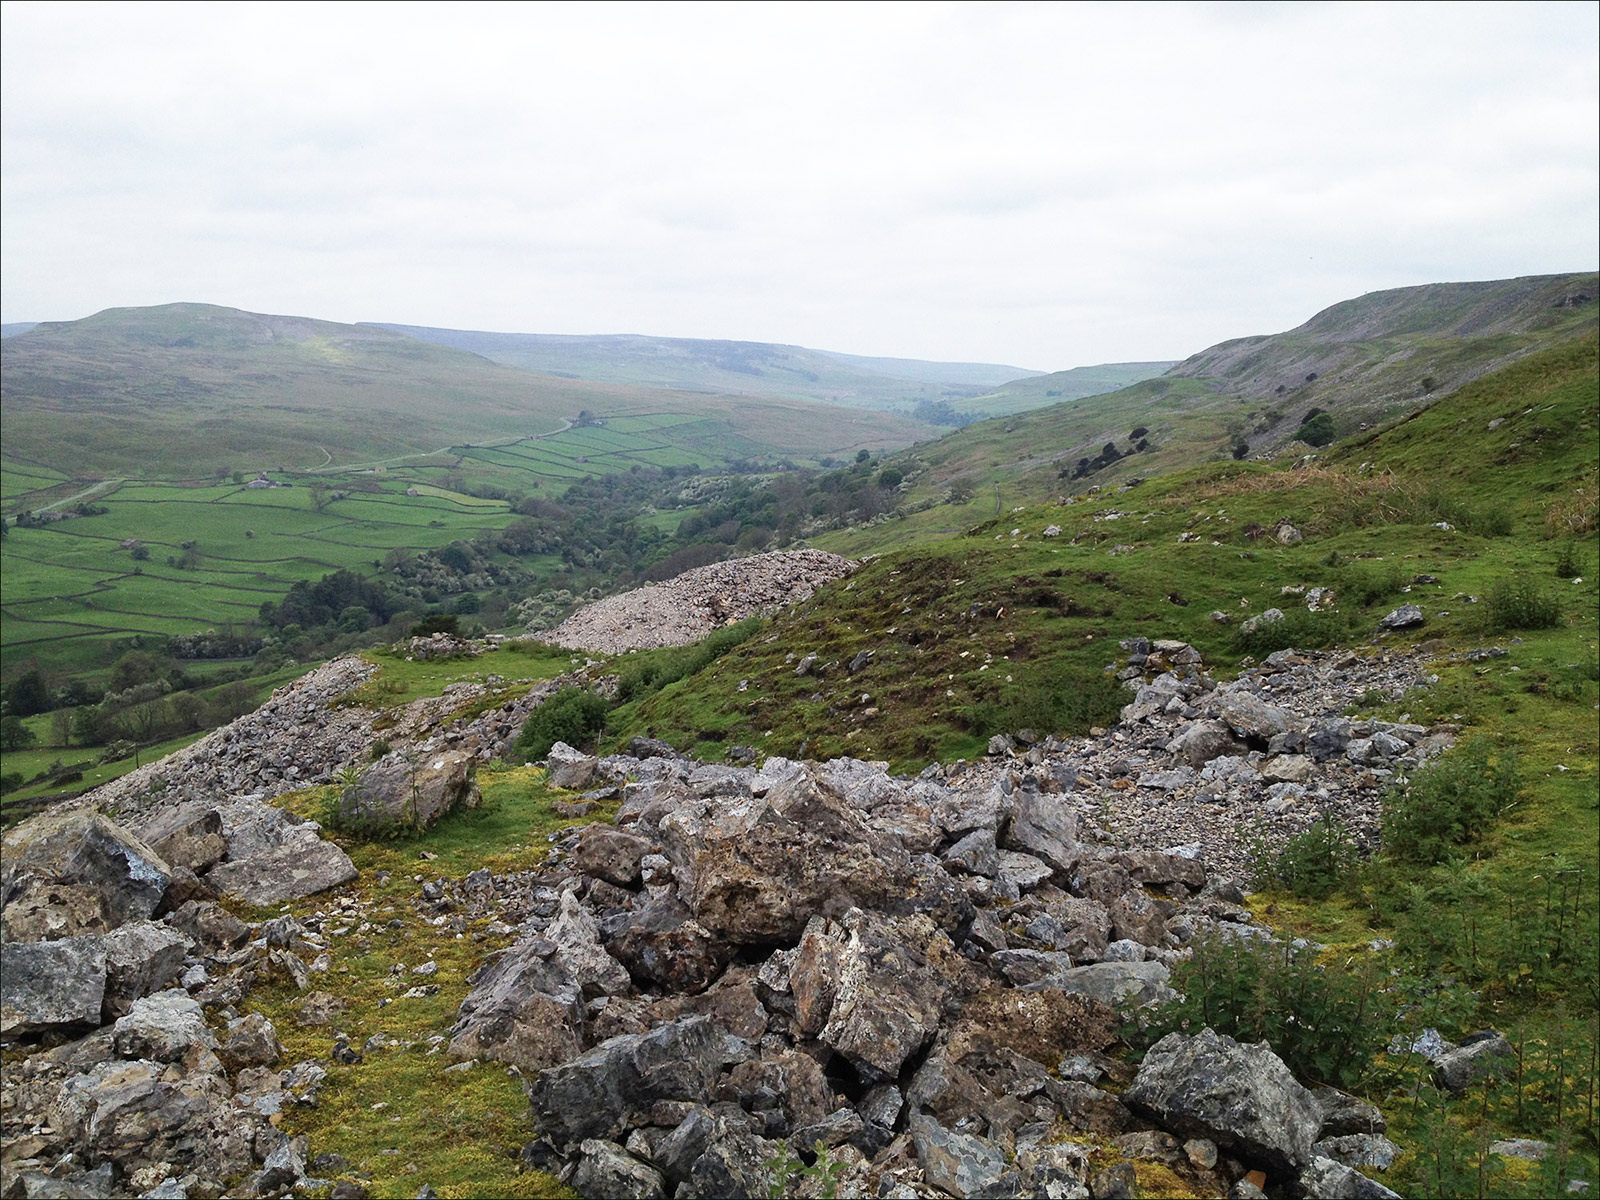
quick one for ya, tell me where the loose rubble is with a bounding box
[537,549,856,653]
[2,632,1465,1198]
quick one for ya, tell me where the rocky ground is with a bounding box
[4,633,1508,1200]
[536,549,857,653]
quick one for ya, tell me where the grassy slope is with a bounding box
[0,304,934,480]
[954,361,1181,418]
[855,274,1598,519]
[621,335,1596,768]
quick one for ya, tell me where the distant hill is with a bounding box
[1,323,38,338]
[953,361,1180,418]
[0,304,934,477]
[365,323,1042,412]
[853,272,1598,526]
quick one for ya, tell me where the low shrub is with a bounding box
[1254,814,1359,900]
[1338,562,1410,607]
[1483,575,1563,632]
[1133,933,1387,1088]
[1554,541,1583,580]
[1382,737,1519,865]
[515,687,611,761]
[1232,607,1349,656]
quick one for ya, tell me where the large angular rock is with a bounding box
[339,748,480,830]
[48,1057,260,1182]
[720,1049,835,1136]
[1299,1155,1402,1199]
[573,825,654,888]
[1167,720,1239,767]
[205,800,356,906]
[1432,1033,1515,1093]
[1215,691,1293,742]
[1125,1027,1322,1175]
[604,895,731,994]
[1003,789,1079,874]
[135,804,229,875]
[528,1015,725,1146]
[677,766,969,945]
[1,810,172,941]
[569,1139,667,1199]
[548,889,633,998]
[910,1114,1007,1198]
[449,936,583,1073]
[0,936,107,1035]
[794,910,957,1082]
[100,920,191,1019]
[111,990,216,1061]
[547,741,600,790]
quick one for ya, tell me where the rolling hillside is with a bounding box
[365,323,1044,412]
[846,272,1599,533]
[0,304,935,480]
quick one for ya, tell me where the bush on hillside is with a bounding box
[1382,738,1519,866]
[1483,575,1563,632]
[1133,933,1386,1088]
[1253,813,1359,900]
[515,687,611,762]
[1232,607,1349,656]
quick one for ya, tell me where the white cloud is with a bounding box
[2,0,1594,368]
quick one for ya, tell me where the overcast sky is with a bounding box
[2,2,1596,370]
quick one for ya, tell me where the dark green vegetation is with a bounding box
[369,322,1053,414]
[845,272,1597,530]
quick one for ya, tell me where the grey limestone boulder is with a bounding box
[1378,604,1425,631]
[528,1015,725,1147]
[449,936,583,1074]
[910,1114,1008,1198]
[205,800,356,906]
[0,936,108,1035]
[680,766,970,945]
[1,809,172,942]
[569,1138,667,1199]
[794,909,955,1081]
[101,920,192,1019]
[1299,1155,1402,1199]
[1124,1027,1322,1175]
[1003,789,1080,874]
[1432,1033,1515,1093]
[1021,960,1174,1010]
[573,825,654,887]
[340,748,481,830]
[110,990,216,1061]
[1216,691,1293,742]
[1167,720,1239,767]
[547,741,600,790]
[604,894,731,995]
